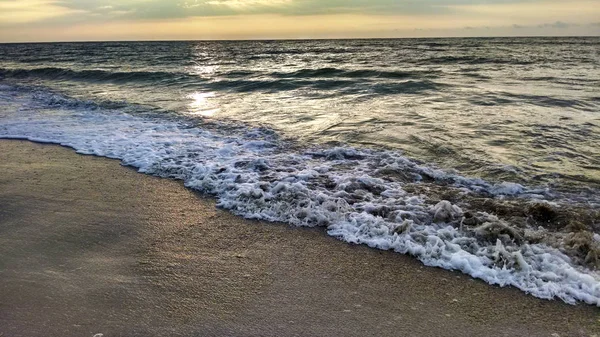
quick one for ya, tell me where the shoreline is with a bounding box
[0,140,598,337]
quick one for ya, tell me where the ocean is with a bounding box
[0,37,599,305]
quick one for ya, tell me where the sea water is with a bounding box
[1,38,599,305]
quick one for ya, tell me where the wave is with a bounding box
[0,66,444,95]
[209,78,446,94]
[270,68,438,80]
[1,84,599,306]
[419,56,537,65]
[502,92,597,109]
[0,67,190,84]
[0,66,436,82]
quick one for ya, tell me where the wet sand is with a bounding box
[0,140,598,337]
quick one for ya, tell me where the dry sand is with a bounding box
[0,140,598,337]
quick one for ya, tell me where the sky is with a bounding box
[1,0,599,42]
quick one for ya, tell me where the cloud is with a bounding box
[1,0,600,41]
[538,21,572,29]
[3,0,597,24]
[43,0,541,21]
[202,0,292,8]
[469,21,579,30]
[0,0,82,24]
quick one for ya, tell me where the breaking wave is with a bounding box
[0,66,446,95]
[0,67,186,84]
[1,84,598,306]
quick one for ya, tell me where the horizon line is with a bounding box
[1,34,599,44]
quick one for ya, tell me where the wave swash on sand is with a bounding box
[1,84,598,306]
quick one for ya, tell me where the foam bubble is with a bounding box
[1,84,598,306]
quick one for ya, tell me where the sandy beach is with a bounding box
[0,140,598,337]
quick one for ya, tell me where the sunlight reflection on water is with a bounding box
[188,92,219,116]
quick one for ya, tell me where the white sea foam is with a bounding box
[1,85,599,306]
